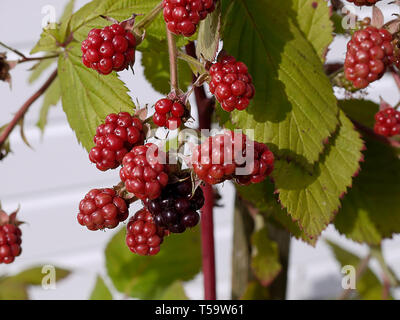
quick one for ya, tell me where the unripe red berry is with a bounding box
[0,223,22,264]
[153,98,189,129]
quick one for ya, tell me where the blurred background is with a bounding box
[0,0,399,299]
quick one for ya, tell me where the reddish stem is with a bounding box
[186,41,216,300]
[0,69,58,147]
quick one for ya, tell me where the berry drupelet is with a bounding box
[153,98,189,130]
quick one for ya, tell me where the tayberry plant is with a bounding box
[1,0,400,300]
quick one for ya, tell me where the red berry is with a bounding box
[191,131,274,185]
[209,55,255,111]
[120,143,169,200]
[346,0,381,6]
[152,98,188,129]
[126,208,166,256]
[345,26,394,89]
[81,23,136,74]
[374,107,400,137]
[163,0,217,37]
[0,223,22,264]
[77,188,129,231]
[89,112,145,171]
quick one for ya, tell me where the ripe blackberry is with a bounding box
[77,188,129,231]
[89,112,145,171]
[346,0,381,6]
[126,208,166,256]
[344,26,394,89]
[153,98,189,130]
[0,223,22,264]
[374,107,400,137]
[162,0,217,37]
[191,130,274,185]
[120,143,169,200]
[81,23,136,75]
[209,55,255,112]
[147,179,204,233]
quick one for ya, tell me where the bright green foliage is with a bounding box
[273,112,363,238]
[105,227,201,299]
[90,276,113,300]
[241,281,270,300]
[221,0,338,165]
[36,77,61,133]
[28,59,57,84]
[58,43,135,151]
[158,281,189,300]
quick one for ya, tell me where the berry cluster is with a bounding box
[89,112,145,171]
[209,55,255,112]
[346,0,381,6]
[147,179,204,233]
[77,188,129,231]
[191,131,274,185]
[0,223,22,264]
[126,208,167,256]
[374,107,400,137]
[82,24,136,75]
[345,26,394,89]
[153,98,189,130]
[120,144,169,200]
[163,0,217,37]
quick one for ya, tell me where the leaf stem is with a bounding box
[177,50,207,74]
[0,41,59,64]
[167,28,179,92]
[134,1,163,31]
[0,69,58,148]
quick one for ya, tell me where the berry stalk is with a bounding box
[0,69,58,148]
[167,28,179,91]
[186,41,216,300]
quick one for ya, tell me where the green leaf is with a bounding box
[9,266,71,285]
[59,0,76,42]
[158,281,189,300]
[273,111,363,238]
[105,227,201,299]
[241,281,270,300]
[291,0,333,61]
[338,99,378,129]
[30,28,60,54]
[36,77,61,133]
[221,0,339,165]
[196,3,221,62]
[90,276,113,300]
[58,43,135,151]
[335,137,400,245]
[28,59,56,84]
[326,240,389,300]
[141,39,193,95]
[0,279,28,300]
[251,226,281,286]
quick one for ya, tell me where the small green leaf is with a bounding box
[90,276,113,300]
[28,59,56,84]
[9,266,71,286]
[196,3,221,62]
[251,226,281,286]
[59,0,77,43]
[30,28,60,54]
[58,43,135,151]
[273,111,363,238]
[106,227,201,299]
[36,77,61,133]
[241,281,270,300]
[0,279,28,300]
[158,281,189,300]
[335,137,400,245]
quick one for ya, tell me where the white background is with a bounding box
[0,0,399,300]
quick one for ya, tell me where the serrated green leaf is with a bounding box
[196,3,220,62]
[335,137,400,245]
[30,28,60,54]
[241,281,270,300]
[28,59,56,84]
[59,0,76,43]
[251,226,281,286]
[273,111,363,238]
[338,99,378,129]
[58,42,135,151]
[105,227,201,299]
[141,39,193,95]
[292,0,333,61]
[158,281,189,300]
[221,0,339,165]
[36,77,61,133]
[90,276,113,300]
[326,240,389,300]
[8,266,71,286]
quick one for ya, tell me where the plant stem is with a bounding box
[134,2,163,31]
[186,41,216,300]
[167,28,179,92]
[0,41,58,64]
[0,69,57,148]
